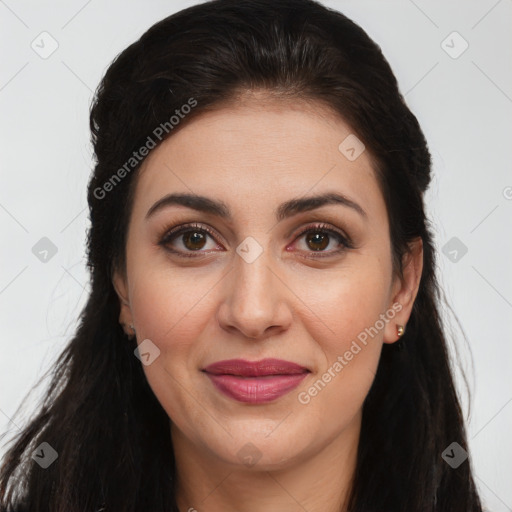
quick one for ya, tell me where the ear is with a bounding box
[383,237,423,344]
[112,268,134,337]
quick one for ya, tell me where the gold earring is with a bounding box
[397,325,405,338]
[121,323,136,340]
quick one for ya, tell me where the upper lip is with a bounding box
[202,358,310,377]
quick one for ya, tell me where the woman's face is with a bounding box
[113,95,421,471]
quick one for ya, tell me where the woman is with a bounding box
[0,0,484,510]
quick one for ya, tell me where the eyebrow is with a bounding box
[145,192,367,222]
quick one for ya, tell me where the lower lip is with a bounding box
[204,372,309,404]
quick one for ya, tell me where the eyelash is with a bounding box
[158,222,354,259]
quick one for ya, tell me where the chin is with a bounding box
[203,429,308,471]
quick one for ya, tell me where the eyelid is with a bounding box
[158,221,353,257]
[159,222,222,248]
[292,222,353,249]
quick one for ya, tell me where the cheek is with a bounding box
[128,268,216,430]
[291,260,392,351]
[129,263,218,342]
[127,265,218,409]
[292,261,391,410]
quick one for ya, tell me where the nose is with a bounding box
[217,249,293,340]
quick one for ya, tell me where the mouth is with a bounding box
[202,358,311,403]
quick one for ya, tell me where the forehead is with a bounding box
[132,97,384,224]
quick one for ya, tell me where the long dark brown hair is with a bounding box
[0,0,483,510]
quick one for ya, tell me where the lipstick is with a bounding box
[202,358,310,404]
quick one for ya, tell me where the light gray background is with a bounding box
[1,1,511,510]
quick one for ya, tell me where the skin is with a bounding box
[113,92,423,512]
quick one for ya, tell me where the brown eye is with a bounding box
[293,223,353,258]
[182,230,208,250]
[159,223,221,257]
[305,232,330,251]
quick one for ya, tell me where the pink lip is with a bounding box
[202,358,310,404]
